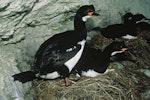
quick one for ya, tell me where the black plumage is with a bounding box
[123,13,150,32]
[94,12,149,40]
[73,42,127,77]
[100,24,137,39]
[12,5,99,86]
[136,22,150,32]
[122,12,133,25]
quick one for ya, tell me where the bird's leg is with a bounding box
[61,77,76,86]
[60,66,76,86]
[65,77,76,86]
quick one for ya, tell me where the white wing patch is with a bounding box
[122,34,137,39]
[66,46,77,52]
[65,40,86,72]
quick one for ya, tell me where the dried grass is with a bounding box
[33,67,141,100]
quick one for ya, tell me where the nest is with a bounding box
[33,69,137,100]
[32,31,150,100]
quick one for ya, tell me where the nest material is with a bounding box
[32,69,134,100]
[32,31,150,100]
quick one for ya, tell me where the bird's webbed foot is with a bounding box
[61,77,76,86]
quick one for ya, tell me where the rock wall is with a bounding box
[0,0,150,99]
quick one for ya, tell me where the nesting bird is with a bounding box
[123,13,150,44]
[12,5,99,86]
[93,12,149,40]
[123,13,150,30]
[73,42,127,77]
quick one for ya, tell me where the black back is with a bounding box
[74,42,127,75]
[33,5,97,75]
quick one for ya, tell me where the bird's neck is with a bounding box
[102,47,113,59]
[99,50,111,64]
[74,14,87,40]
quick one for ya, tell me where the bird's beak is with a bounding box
[142,18,145,21]
[87,12,93,16]
[87,12,100,16]
[145,18,150,20]
[93,12,100,16]
[121,48,128,52]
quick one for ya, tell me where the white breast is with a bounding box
[65,40,86,72]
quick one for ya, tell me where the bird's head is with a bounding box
[76,5,99,22]
[104,42,128,56]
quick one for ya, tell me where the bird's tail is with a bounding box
[12,71,37,83]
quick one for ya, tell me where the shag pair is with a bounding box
[13,5,136,86]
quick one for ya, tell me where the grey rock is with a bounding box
[0,48,24,100]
